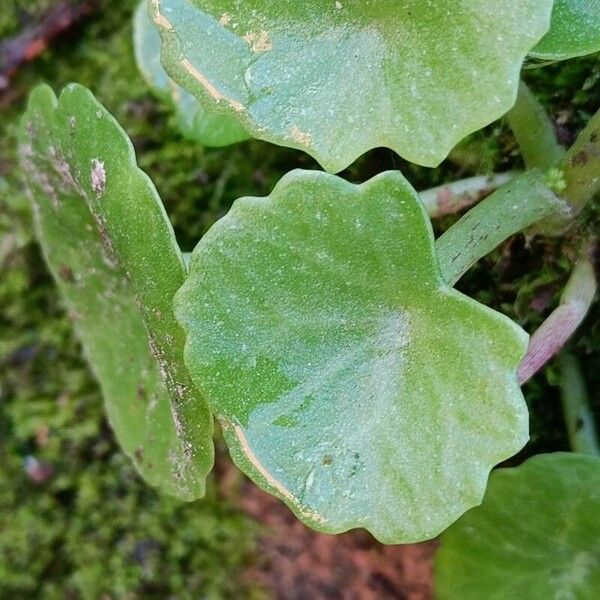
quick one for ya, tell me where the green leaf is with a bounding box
[175,170,529,543]
[436,453,600,598]
[134,0,249,147]
[18,84,213,500]
[531,0,600,61]
[151,0,553,172]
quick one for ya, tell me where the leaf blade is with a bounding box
[176,169,529,542]
[19,83,214,500]
[436,453,600,598]
[152,0,553,171]
[531,0,600,61]
[134,0,249,147]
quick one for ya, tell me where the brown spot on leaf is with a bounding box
[137,384,146,401]
[243,30,272,52]
[58,264,75,282]
[92,213,119,269]
[571,151,589,167]
[37,172,60,207]
[179,58,245,112]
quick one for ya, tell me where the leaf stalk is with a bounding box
[560,106,600,211]
[419,172,515,218]
[507,80,564,171]
[435,171,570,285]
[518,258,597,384]
[558,353,600,456]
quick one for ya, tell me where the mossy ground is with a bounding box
[1,1,599,597]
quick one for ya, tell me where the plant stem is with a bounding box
[435,170,570,285]
[558,353,599,456]
[560,106,600,210]
[418,172,515,218]
[506,81,564,171]
[518,258,597,384]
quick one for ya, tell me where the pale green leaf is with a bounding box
[436,453,600,599]
[175,170,529,543]
[134,0,249,147]
[151,0,553,172]
[531,0,600,61]
[18,84,213,500]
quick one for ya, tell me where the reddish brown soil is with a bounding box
[236,478,436,599]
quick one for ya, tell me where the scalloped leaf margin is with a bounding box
[151,0,553,172]
[436,453,600,598]
[175,169,529,543]
[18,83,214,500]
[531,0,600,61]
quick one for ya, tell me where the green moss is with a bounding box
[1,2,263,598]
[0,0,57,39]
[0,235,261,598]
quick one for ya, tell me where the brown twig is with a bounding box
[0,0,98,93]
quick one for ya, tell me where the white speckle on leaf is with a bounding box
[335,1,342,9]
[170,403,185,438]
[91,159,106,196]
[38,172,59,207]
[243,30,272,52]
[291,125,312,146]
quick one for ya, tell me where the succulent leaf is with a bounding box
[134,0,249,146]
[19,84,214,500]
[151,0,553,172]
[437,453,600,598]
[531,0,600,61]
[175,170,529,542]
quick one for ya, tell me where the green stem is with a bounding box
[559,353,600,456]
[418,172,516,218]
[560,106,600,210]
[435,170,570,285]
[507,81,564,171]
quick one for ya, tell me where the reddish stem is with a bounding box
[518,259,597,384]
